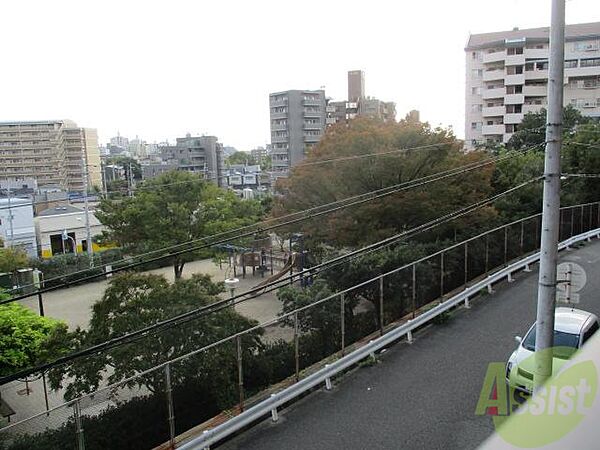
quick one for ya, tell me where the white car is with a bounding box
[506,307,599,394]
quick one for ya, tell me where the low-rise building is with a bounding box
[35,205,105,258]
[0,198,37,257]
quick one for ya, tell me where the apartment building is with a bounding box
[269,89,326,176]
[158,134,225,186]
[0,198,37,257]
[465,22,600,149]
[0,120,101,193]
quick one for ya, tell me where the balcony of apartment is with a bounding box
[482,87,505,99]
[303,122,322,130]
[523,85,547,96]
[524,48,548,59]
[270,123,287,131]
[303,98,321,106]
[481,124,505,135]
[303,110,322,117]
[304,133,321,142]
[483,69,505,82]
[566,65,600,79]
[482,106,505,117]
[270,111,288,119]
[326,105,336,113]
[504,113,524,124]
[505,74,525,85]
[523,103,546,114]
[525,69,548,81]
[269,98,288,107]
[483,50,506,64]
[505,93,525,104]
[271,135,289,143]
[505,54,526,66]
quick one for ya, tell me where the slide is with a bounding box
[252,253,297,291]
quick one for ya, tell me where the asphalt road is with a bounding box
[220,239,600,450]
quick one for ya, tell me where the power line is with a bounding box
[2,146,541,300]
[0,175,542,385]
[292,142,450,167]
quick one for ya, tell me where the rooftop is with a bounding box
[466,21,600,49]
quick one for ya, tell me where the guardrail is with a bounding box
[1,202,600,450]
[180,226,600,450]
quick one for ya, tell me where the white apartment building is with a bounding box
[465,22,600,149]
[0,198,37,257]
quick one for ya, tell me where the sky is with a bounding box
[1,0,599,151]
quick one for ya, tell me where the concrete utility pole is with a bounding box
[534,0,565,390]
[80,130,94,266]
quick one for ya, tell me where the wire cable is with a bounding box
[1,146,541,301]
[0,175,542,385]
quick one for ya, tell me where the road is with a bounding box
[220,239,600,450]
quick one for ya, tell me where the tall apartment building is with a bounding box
[158,134,225,186]
[348,70,365,102]
[465,22,600,149]
[0,120,101,193]
[269,89,326,176]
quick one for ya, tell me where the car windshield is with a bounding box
[522,325,580,358]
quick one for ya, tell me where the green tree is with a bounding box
[226,151,256,166]
[0,247,29,273]
[96,171,262,278]
[48,273,262,401]
[492,149,544,220]
[506,105,592,150]
[273,118,496,248]
[105,156,142,180]
[0,299,69,377]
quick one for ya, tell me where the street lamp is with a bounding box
[61,230,77,254]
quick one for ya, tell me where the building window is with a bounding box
[472,69,483,78]
[574,41,600,52]
[471,104,483,112]
[565,60,578,68]
[581,58,600,68]
[471,87,481,95]
[472,51,480,60]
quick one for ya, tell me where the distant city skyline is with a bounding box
[2,0,599,150]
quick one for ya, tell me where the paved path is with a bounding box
[220,240,600,450]
[17,258,284,329]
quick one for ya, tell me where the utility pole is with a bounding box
[80,130,93,267]
[6,185,14,247]
[534,0,565,390]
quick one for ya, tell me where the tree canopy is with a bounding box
[272,118,496,248]
[0,247,29,274]
[0,299,69,377]
[48,273,261,400]
[226,151,256,166]
[96,170,263,278]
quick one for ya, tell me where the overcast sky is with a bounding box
[1,0,599,150]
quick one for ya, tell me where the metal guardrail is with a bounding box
[179,226,600,450]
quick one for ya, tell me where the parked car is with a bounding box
[506,307,599,394]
